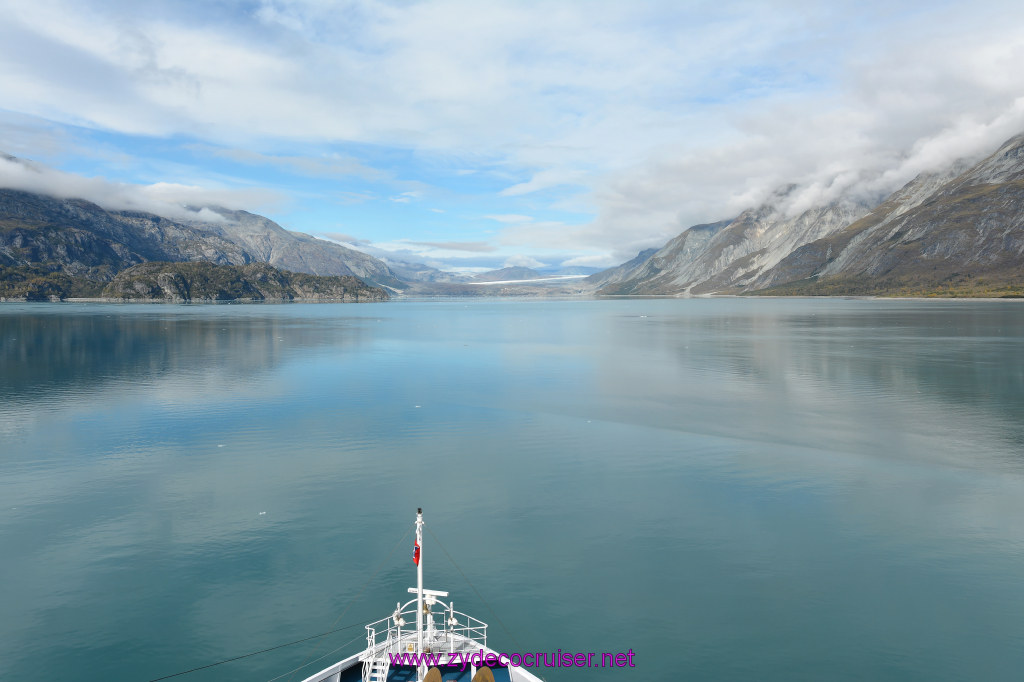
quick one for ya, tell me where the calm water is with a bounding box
[2,298,1023,682]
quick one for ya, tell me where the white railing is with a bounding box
[361,601,488,661]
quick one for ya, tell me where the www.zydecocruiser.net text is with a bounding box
[388,649,637,670]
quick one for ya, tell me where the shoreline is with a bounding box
[0,296,387,304]
[3,293,1023,304]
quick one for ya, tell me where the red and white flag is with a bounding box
[413,539,420,566]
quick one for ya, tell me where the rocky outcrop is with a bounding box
[101,262,388,302]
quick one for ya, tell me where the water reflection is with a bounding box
[571,300,1024,473]
[0,304,374,403]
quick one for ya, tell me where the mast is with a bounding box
[405,510,446,682]
[415,508,424,668]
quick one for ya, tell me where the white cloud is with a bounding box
[561,253,616,269]
[573,14,1024,261]
[409,240,495,253]
[0,155,281,220]
[503,254,546,269]
[3,0,1024,265]
[358,238,499,263]
[499,169,589,197]
[0,0,843,158]
[192,146,390,181]
[484,214,533,224]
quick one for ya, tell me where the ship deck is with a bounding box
[334,665,514,682]
[300,651,527,682]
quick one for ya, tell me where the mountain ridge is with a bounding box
[750,134,1024,296]
[592,131,1024,298]
[0,179,404,299]
[7,132,1024,300]
[193,207,405,289]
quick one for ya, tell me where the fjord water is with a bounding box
[2,299,1023,682]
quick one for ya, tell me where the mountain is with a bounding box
[102,262,387,302]
[0,188,250,269]
[194,208,405,289]
[0,180,404,299]
[376,256,469,283]
[470,266,544,282]
[582,248,659,289]
[592,219,731,294]
[599,192,873,295]
[593,132,1024,297]
[0,188,254,298]
[752,134,1024,296]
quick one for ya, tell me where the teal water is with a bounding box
[2,298,1023,682]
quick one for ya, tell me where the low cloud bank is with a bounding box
[0,155,278,223]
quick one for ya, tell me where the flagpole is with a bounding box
[416,507,424,680]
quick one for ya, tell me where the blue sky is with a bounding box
[2,0,1024,272]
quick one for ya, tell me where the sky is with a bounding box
[2,0,1024,273]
